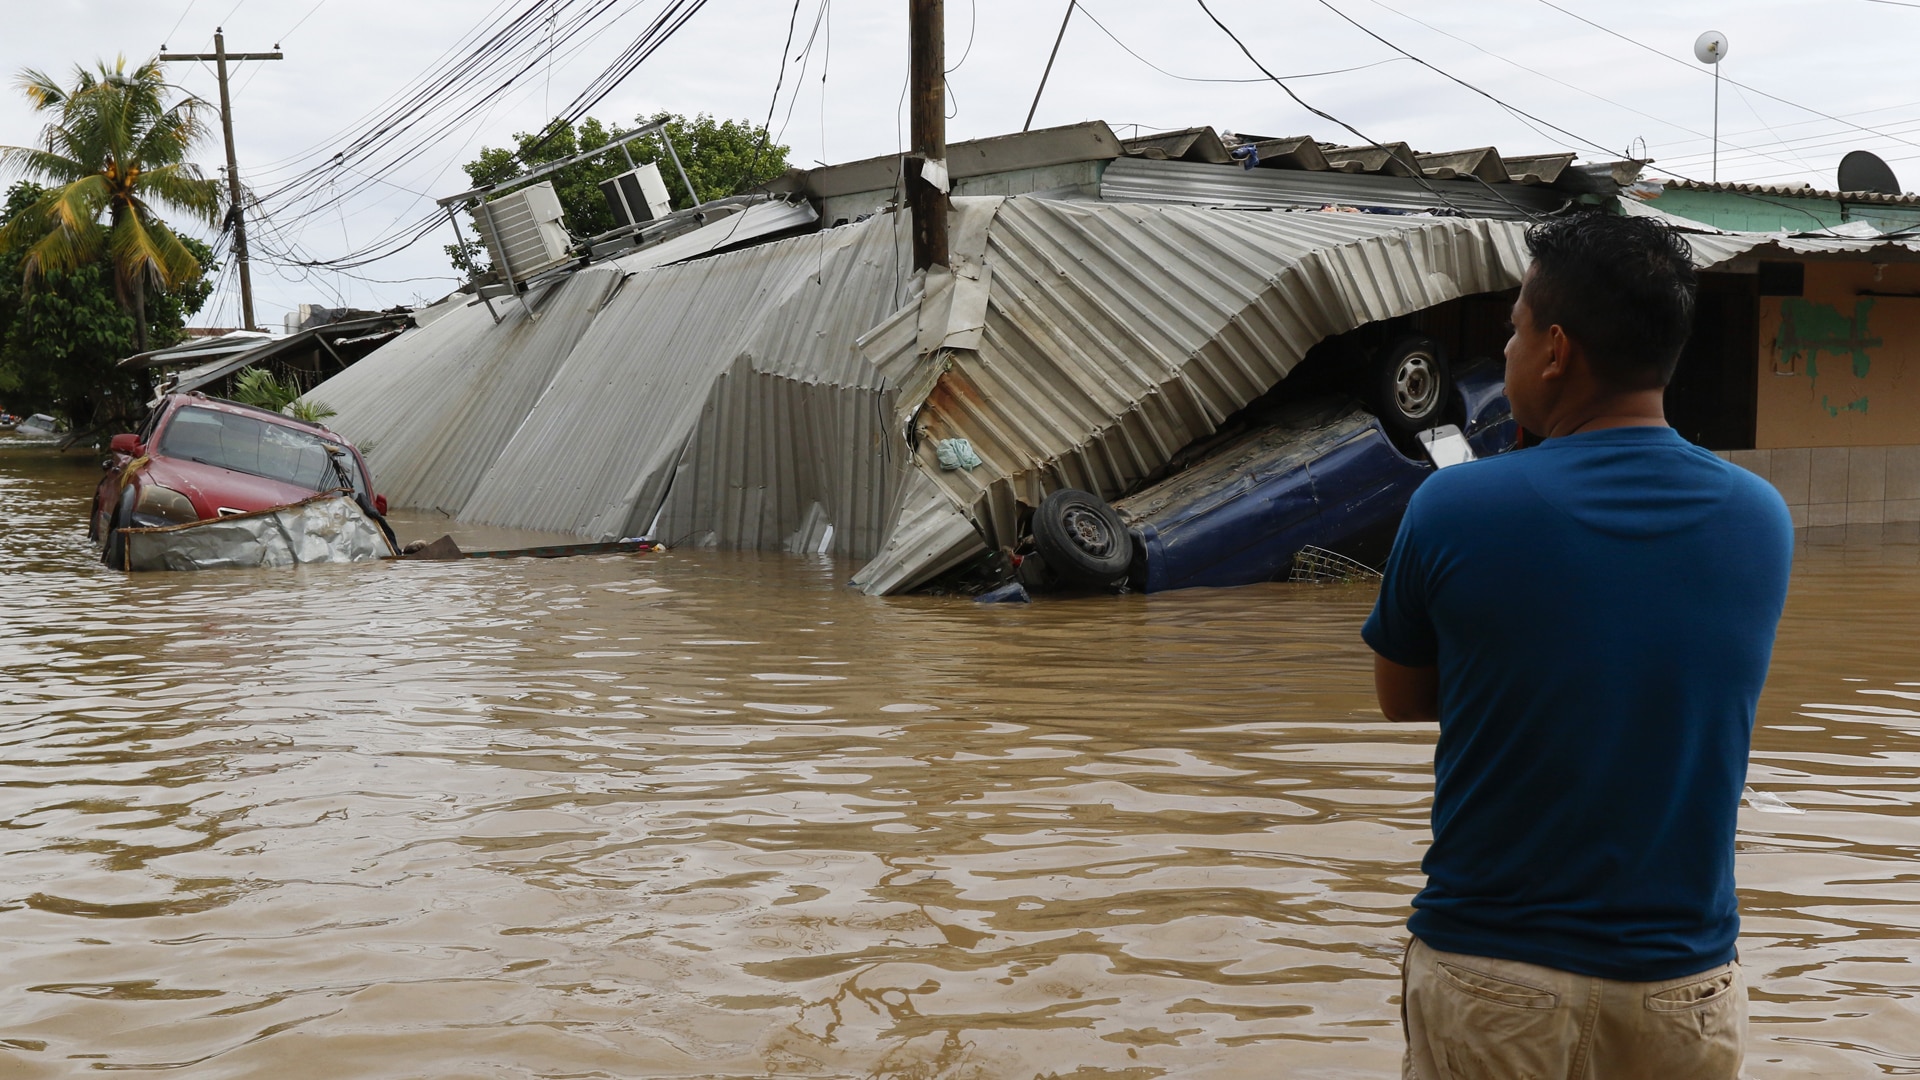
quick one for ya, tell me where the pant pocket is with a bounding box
[1645,969,1737,1013]
[1436,961,1559,1010]
[1635,963,1746,1062]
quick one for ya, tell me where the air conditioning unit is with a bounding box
[599,163,673,229]
[473,181,572,284]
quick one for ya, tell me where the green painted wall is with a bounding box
[1642,186,1920,234]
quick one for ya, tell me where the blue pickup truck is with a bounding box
[1017,359,1516,595]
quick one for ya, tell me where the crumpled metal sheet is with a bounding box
[123,492,396,572]
[858,201,1534,591]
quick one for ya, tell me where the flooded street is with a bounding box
[2,441,1915,1079]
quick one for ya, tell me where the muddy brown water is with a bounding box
[1,441,1915,1079]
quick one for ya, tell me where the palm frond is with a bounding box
[135,163,222,224]
[109,210,201,290]
[16,206,105,280]
[132,102,210,170]
[15,67,66,111]
[0,144,88,183]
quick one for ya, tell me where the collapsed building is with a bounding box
[303,122,1920,592]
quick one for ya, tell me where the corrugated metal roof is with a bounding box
[1100,157,1569,219]
[610,197,820,272]
[309,272,612,514]
[1618,195,1920,260]
[312,210,915,558]
[860,200,1533,582]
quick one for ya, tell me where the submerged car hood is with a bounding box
[141,455,330,516]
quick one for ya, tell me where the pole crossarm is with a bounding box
[158,52,283,61]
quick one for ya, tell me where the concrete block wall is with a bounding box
[1718,446,1920,528]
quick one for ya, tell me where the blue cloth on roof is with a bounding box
[1363,426,1793,981]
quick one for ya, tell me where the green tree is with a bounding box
[0,57,223,352]
[447,112,789,280]
[0,180,213,431]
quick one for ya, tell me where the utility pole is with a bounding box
[160,29,282,332]
[907,0,947,272]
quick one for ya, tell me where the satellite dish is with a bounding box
[1838,150,1902,196]
[1694,31,1729,64]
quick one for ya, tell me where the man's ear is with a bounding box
[1542,324,1574,381]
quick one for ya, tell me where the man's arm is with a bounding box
[1374,654,1439,723]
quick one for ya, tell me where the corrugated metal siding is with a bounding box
[306,296,499,508]
[846,467,987,596]
[312,271,614,514]
[877,201,1532,554]
[308,210,910,556]
[1102,157,1568,219]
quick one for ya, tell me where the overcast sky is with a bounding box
[3,0,1915,328]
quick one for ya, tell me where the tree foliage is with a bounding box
[231,365,335,423]
[0,181,213,431]
[447,112,789,279]
[0,56,223,352]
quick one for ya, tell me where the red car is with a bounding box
[91,393,389,567]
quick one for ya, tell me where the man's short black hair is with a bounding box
[1522,212,1699,389]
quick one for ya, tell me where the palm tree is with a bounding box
[0,57,223,351]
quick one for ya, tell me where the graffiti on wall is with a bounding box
[1774,298,1881,383]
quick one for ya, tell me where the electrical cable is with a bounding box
[162,0,199,48]
[948,0,976,73]
[1315,0,1624,162]
[1532,0,1920,154]
[1350,0,1814,177]
[1078,4,1405,85]
[1193,0,1541,220]
[1313,2,1844,229]
[255,0,680,267]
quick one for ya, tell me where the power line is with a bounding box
[1350,0,1814,176]
[1315,0,1622,161]
[162,0,199,47]
[1192,0,1544,221]
[1531,0,1920,155]
[1079,3,1405,85]
[254,0,687,268]
[1263,1,1845,230]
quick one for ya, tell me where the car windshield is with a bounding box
[157,405,364,495]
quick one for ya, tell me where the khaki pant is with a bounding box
[1402,936,1745,1080]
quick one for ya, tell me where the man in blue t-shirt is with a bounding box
[1363,213,1792,1079]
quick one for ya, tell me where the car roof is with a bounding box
[163,392,338,436]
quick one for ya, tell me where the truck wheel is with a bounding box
[1031,489,1132,590]
[101,486,136,570]
[1374,334,1451,432]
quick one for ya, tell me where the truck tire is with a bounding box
[101,486,136,570]
[1373,333,1451,432]
[1031,489,1132,591]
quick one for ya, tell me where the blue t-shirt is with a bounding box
[1362,426,1792,982]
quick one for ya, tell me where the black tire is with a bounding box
[1031,489,1132,590]
[101,486,135,570]
[1373,333,1452,432]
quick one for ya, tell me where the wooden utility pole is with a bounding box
[907,0,948,272]
[160,29,282,332]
